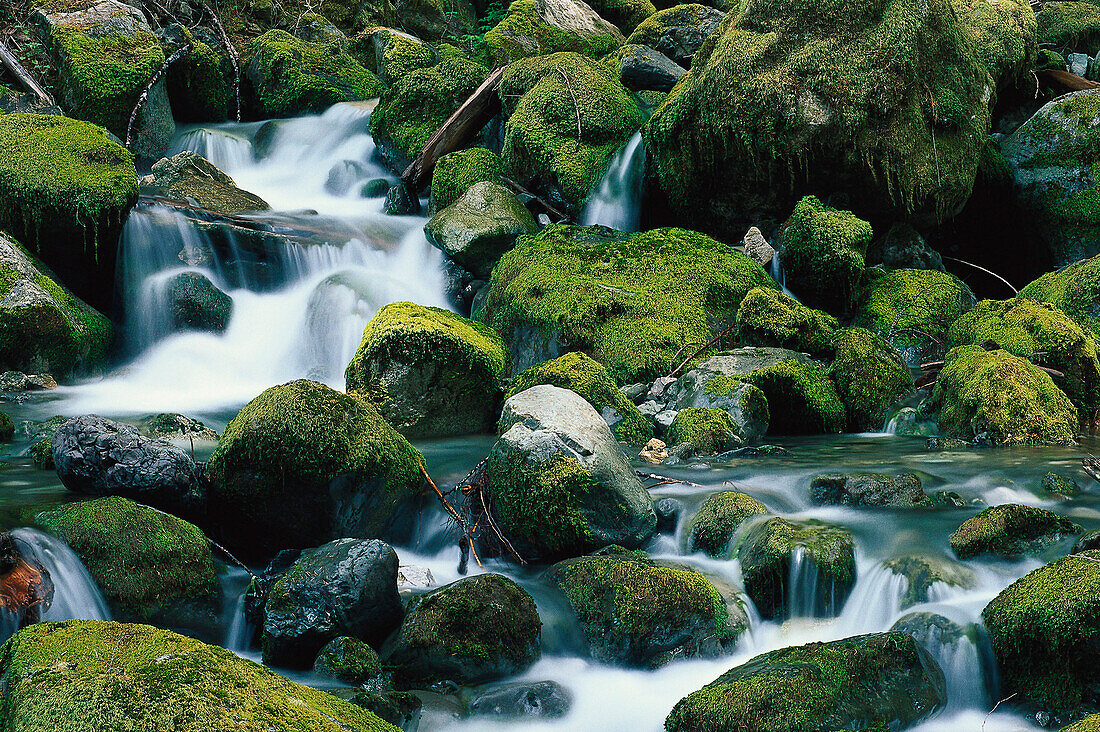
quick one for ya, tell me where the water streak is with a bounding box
[581,133,645,232]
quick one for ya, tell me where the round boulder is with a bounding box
[950,504,1082,559]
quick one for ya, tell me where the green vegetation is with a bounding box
[482,0,621,65]
[743,359,845,434]
[828,327,914,431]
[687,491,768,558]
[1019,253,1100,340]
[949,504,1082,558]
[735,286,838,358]
[777,196,871,313]
[313,636,383,685]
[429,147,504,212]
[952,0,1036,84]
[1036,1,1100,54]
[666,407,736,453]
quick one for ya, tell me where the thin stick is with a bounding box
[635,470,704,488]
[981,692,1017,732]
[555,66,582,148]
[668,321,738,378]
[942,256,1018,294]
[419,461,481,569]
[126,44,192,148]
[479,489,525,565]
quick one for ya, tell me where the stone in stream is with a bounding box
[665,632,947,731]
[615,44,686,92]
[262,538,404,668]
[890,611,969,648]
[486,385,657,561]
[1042,471,1081,497]
[828,327,915,432]
[136,412,219,441]
[312,636,384,686]
[482,0,625,66]
[662,352,773,442]
[625,4,724,67]
[880,556,975,609]
[140,151,269,215]
[428,147,505,214]
[0,412,14,443]
[468,680,572,718]
[810,472,931,508]
[1074,529,1100,553]
[164,271,233,333]
[686,491,768,558]
[665,408,742,455]
[734,286,838,359]
[949,504,1082,559]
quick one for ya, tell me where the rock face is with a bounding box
[386,573,541,685]
[810,473,930,508]
[828,327,914,431]
[345,302,509,439]
[262,538,404,668]
[487,385,656,560]
[735,286,838,359]
[0,621,398,731]
[626,4,724,66]
[665,632,946,732]
[742,357,845,435]
[686,491,768,558]
[205,380,424,560]
[548,548,746,666]
[160,23,232,122]
[141,152,269,215]
[53,415,203,514]
[949,504,1082,559]
[164,272,233,333]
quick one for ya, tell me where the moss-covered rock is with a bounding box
[828,327,914,432]
[810,472,930,508]
[743,358,846,435]
[881,555,976,609]
[735,286,838,359]
[161,24,232,122]
[1041,471,1080,497]
[345,302,508,438]
[484,0,624,65]
[982,550,1100,717]
[929,345,1079,445]
[0,113,137,311]
[369,28,438,87]
[0,412,14,443]
[949,503,1082,559]
[1037,1,1100,55]
[662,352,773,442]
[625,4,723,66]
[0,620,399,731]
[548,548,744,666]
[506,351,653,443]
[1064,714,1100,732]
[205,379,424,560]
[313,636,383,685]
[428,147,505,213]
[665,632,946,732]
[686,490,767,558]
[385,573,541,685]
[29,437,55,468]
[478,224,777,382]
[666,407,738,454]
[163,271,233,333]
[34,496,218,629]
[1018,253,1100,340]
[499,52,644,215]
[141,151,269,215]
[952,0,1036,86]
[586,0,655,34]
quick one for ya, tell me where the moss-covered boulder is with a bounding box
[499,52,644,215]
[666,407,739,454]
[686,490,767,558]
[248,30,383,118]
[428,147,505,213]
[949,504,1082,559]
[548,548,745,666]
[1037,1,1100,55]
[1042,471,1081,497]
[625,4,723,66]
[1065,714,1100,732]
[161,23,232,122]
[34,496,218,632]
[483,0,624,65]
[662,352,773,442]
[665,632,946,732]
[853,268,977,367]
[735,286,838,359]
[1001,91,1100,267]
[982,550,1100,717]
[505,351,653,443]
[385,573,541,685]
[929,345,1079,445]
[0,113,137,311]
[369,28,438,87]
[345,302,508,438]
[953,0,1036,86]
[0,412,15,443]
[487,385,657,560]
[164,271,233,333]
[313,636,383,685]
[882,555,976,609]
[828,327,914,432]
[141,151,269,215]
[743,358,846,435]
[0,231,111,379]
[643,0,993,242]
[205,379,424,559]
[478,224,777,382]
[737,517,856,619]
[810,472,930,508]
[586,0,655,33]
[0,620,399,731]
[1019,253,1100,340]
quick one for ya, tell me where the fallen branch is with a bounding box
[668,321,738,378]
[498,175,572,223]
[635,470,705,488]
[556,66,582,149]
[420,461,482,570]
[0,39,54,105]
[942,255,1018,295]
[126,43,192,148]
[981,692,1017,732]
[1038,69,1100,92]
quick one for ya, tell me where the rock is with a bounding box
[625,4,724,66]
[1073,529,1100,553]
[828,327,915,432]
[0,232,111,379]
[950,504,1082,559]
[585,0,655,33]
[737,517,856,619]
[136,413,219,441]
[468,680,572,718]
[810,472,930,508]
[616,44,686,92]
[1019,253,1100,341]
[662,354,772,441]
[382,182,420,215]
[487,385,657,560]
[361,178,391,198]
[506,351,654,443]
[293,11,348,46]
[982,550,1100,717]
[53,415,203,514]
[33,0,174,156]
[425,181,538,279]
[1041,471,1081,497]
[27,438,55,470]
[866,222,945,271]
[34,496,219,635]
[741,226,775,268]
[665,632,946,732]
[548,548,746,666]
[163,271,233,332]
[324,160,371,196]
[926,437,973,451]
[262,538,404,668]
[890,610,969,648]
[345,302,509,438]
[742,356,845,435]
[370,28,438,87]
[386,573,541,685]
[735,286,838,359]
[881,556,976,609]
[776,196,871,313]
[639,437,668,463]
[953,0,1037,86]
[666,407,741,455]
[346,688,422,729]
[205,380,424,560]
[397,565,435,589]
[1064,713,1100,732]
[429,147,505,214]
[0,412,14,442]
[654,496,682,532]
[1037,2,1100,56]
[483,0,625,65]
[480,224,776,381]
[247,30,383,118]
[686,490,768,558]
[0,114,137,311]
[160,24,232,122]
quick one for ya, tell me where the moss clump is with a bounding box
[371,30,438,86]
[735,286,838,359]
[506,352,653,444]
[0,620,398,731]
[247,30,383,118]
[882,555,975,609]
[929,345,1078,445]
[483,0,622,65]
[687,491,768,558]
[165,271,232,332]
[499,52,644,214]
[479,224,777,383]
[164,25,230,122]
[0,411,13,442]
[743,359,845,435]
[313,636,383,685]
[429,147,504,213]
[777,196,871,313]
[1036,1,1100,54]
[1019,254,1100,340]
[666,407,737,454]
[1041,471,1080,497]
[28,438,54,470]
[982,550,1100,716]
[205,379,423,560]
[585,0,655,33]
[34,496,217,622]
[548,549,742,666]
[952,0,1036,85]
[1064,714,1100,732]
[828,327,914,432]
[949,503,1082,559]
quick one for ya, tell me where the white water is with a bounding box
[581,133,645,232]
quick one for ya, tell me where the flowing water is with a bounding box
[581,133,646,232]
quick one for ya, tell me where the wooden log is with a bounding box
[0,39,54,105]
[1039,69,1100,92]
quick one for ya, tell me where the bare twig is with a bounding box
[420,461,482,569]
[981,692,1017,732]
[635,470,704,488]
[202,3,241,122]
[126,43,192,148]
[942,256,1018,294]
[555,66,582,149]
[668,321,738,378]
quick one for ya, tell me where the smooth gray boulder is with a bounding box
[618,44,686,92]
[425,181,537,278]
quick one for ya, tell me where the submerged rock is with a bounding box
[810,472,930,508]
[949,504,1082,559]
[882,556,976,609]
[164,271,233,333]
[685,490,768,558]
[313,636,384,685]
[425,181,538,279]
[468,680,572,718]
[1041,471,1081,497]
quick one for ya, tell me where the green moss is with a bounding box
[952,0,1036,85]
[687,491,768,558]
[585,0,656,33]
[0,620,398,731]
[429,147,504,213]
[506,351,653,444]
[166,26,230,122]
[0,411,12,442]
[828,327,914,432]
[949,503,1082,559]
[1037,1,1100,54]
[735,286,838,358]
[743,359,845,435]
[626,4,713,48]
[1019,254,1100,340]
[34,496,217,622]
[1040,471,1079,496]
[313,636,383,685]
[483,0,622,65]
[28,438,54,470]
[666,407,736,453]
[372,31,437,86]
[479,224,777,383]
[777,196,871,314]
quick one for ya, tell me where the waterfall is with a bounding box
[835,560,909,634]
[581,133,645,232]
[786,546,847,619]
[769,251,801,301]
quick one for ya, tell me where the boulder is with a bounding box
[625,4,724,66]
[742,357,845,435]
[1036,2,1100,55]
[735,286,838,359]
[1074,529,1100,553]
[665,407,740,455]
[370,28,438,87]
[428,147,505,213]
[1018,252,1100,340]
[136,413,219,441]
[486,385,656,560]
[686,490,767,558]
[810,472,930,508]
[882,556,976,609]
[163,271,233,333]
[425,181,538,279]
[949,504,1082,559]
[953,0,1036,86]
[345,302,509,438]
[1041,471,1081,497]
[141,152,268,214]
[468,681,572,718]
[313,636,385,685]
[484,0,624,64]
[584,0,655,33]
[662,353,773,442]
[160,23,232,122]
[865,222,945,271]
[262,538,404,668]
[828,327,915,432]
[615,44,686,92]
[776,196,871,313]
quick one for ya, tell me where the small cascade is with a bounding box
[769,251,801,301]
[220,566,255,654]
[835,561,911,635]
[168,127,257,171]
[934,634,987,711]
[581,132,645,232]
[786,546,843,619]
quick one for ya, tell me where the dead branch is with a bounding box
[981,692,1017,732]
[941,255,1018,295]
[420,461,482,570]
[0,39,54,105]
[126,43,192,148]
[635,470,705,488]
[1038,69,1100,92]
[668,320,738,378]
[202,3,241,122]
[498,175,572,223]
[555,66,582,149]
